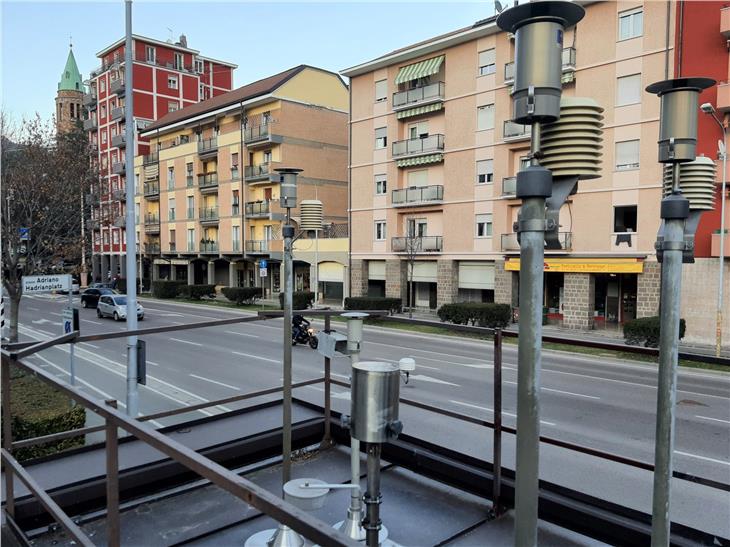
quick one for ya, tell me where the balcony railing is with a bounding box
[503,121,531,141]
[143,152,159,165]
[144,243,160,254]
[504,62,515,83]
[110,78,125,95]
[83,92,97,108]
[198,137,218,156]
[245,200,271,217]
[187,242,196,252]
[170,242,177,253]
[244,124,271,143]
[246,240,270,253]
[392,235,443,253]
[199,206,219,222]
[245,163,272,181]
[505,47,577,84]
[198,173,218,189]
[232,240,241,252]
[392,134,445,158]
[393,82,445,109]
[111,134,126,148]
[200,241,219,253]
[113,216,126,228]
[144,181,160,197]
[186,175,194,188]
[111,162,125,175]
[502,232,572,251]
[392,185,444,207]
[144,213,160,224]
[502,176,517,196]
[110,106,125,121]
[111,188,125,200]
[168,210,176,221]
[83,118,97,131]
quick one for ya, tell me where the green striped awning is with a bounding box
[396,102,443,120]
[396,153,444,168]
[394,56,445,85]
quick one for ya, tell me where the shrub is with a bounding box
[151,280,185,299]
[623,316,686,348]
[437,303,512,328]
[178,284,216,300]
[221,286,263,305]
[279,291,315,310]
[116,278,150,293]
[344,297,402,315]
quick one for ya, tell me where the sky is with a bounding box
[1,1,493,121]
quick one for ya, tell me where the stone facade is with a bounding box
[437,260,458,308]
[637,260,661,318]
[562,273,595,330]
[385,259,407,301]
[350,259,368,298]
[680,258,730,347]
[494,260,517,307]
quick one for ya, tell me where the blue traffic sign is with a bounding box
[19,227,30,241]
[259,259,268,269]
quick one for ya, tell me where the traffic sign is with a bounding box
[260,268,268,278]
[62,307,79,334]
[22,274,71,293]
[259,259,268,269]
[19,227,30,241]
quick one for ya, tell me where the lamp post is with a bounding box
[699,102,727,358]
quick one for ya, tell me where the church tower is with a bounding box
[55,44,84,133]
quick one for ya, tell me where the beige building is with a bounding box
[134,65,349,299]
[342,1,729,338]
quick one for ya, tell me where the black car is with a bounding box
[80,288,116,309]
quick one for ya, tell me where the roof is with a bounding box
[95,34,237,68]
[58,48,83,92]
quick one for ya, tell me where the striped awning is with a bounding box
[394,56,445,85]
[396,153,444,168]
[396,102,443,120]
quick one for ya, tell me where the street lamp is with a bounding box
[699,102,727,358]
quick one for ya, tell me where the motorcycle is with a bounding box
[292,315,319,349]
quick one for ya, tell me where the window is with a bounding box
[375,127,387,149]
[408,121,428,140]
[408,169,428,187]
[194,57,204,74]
[477,104,495,130]
[100,104,107,119]
[135,173,140,193]
[375,80,388,102]
[167,166,175,189]
[616,74,642,106]
[146,46,156,63]
[615,140,640,170]
[168,75,178,90]
[613,205,637,232]
[169,230,176,250]
[101,130,107,144]
[618,8,643,40]
[174,52,184,70]
[168,101,179,113]
[476,214,493,238]
[232,225,240,247]
[375,174,387,195]
[187,196,195,219]
[100,80,106,92]
[134,203,140,225]
[407,218,427,237]
[263,150,272,163]
[478,49,496,76]
[112,231,119,244]
[375,221,387,241]
[231,152,239,179]
[232,190,240,215]
[103,231,110,245]
[187,228,195,251]
[519,155,531,171]
[264,225,273,241]
[476,160,494,184]
[186,162,194,186]
[169,198,176,221]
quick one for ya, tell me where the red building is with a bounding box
[85,34,236,280]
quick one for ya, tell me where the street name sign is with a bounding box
[22,274,71,293]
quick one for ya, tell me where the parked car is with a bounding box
[97,295,144,321]
[80,288,116,309]
[89,282,112,289]
[59,280,81,295]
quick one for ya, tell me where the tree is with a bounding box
[1,114,96,341]
[403,217,423,319]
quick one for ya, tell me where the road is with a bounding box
[8,293,730,538]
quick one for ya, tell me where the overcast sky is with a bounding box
[1,1,493,121]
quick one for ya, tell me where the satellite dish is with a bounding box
[495,1,504,13]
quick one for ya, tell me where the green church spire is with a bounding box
[58,46,83,92]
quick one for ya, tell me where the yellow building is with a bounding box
[134,65,349,298]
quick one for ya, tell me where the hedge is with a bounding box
[178,284,216,300]
[4,367,86,462]
[116,278,150,293]
[279,291,315,310]
[624,316,686,348]
[437,303,512,328]
[221,287,263,305]
[151,280,185,298]
[344,297,402,315]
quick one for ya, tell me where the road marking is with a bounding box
[504,381,600,400]
[147,360,160,367]
[407,354,494,369]
[231,350,280,364]
[449,399,557,426]
[82,319,103,325]
[49,312,63,317]
[331,372,350,380]
[307,385,350,400]
[224,331,259,338]
[31,319,54,325]
[373,356,440,371]
[28,307,39,311]
[189,374,239,390]
[81,342,100,349]
[169,337,203,347]
[674,450,730,466]
[694,415,730,425]
[408,374,459,386]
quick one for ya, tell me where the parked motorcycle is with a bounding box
[292,314,318,349]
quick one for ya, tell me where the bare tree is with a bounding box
[1,114,95,341]
[403,217,423,319]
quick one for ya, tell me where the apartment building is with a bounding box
[86,34,236,281]
[134,65,349,298]
[343,1,729,343]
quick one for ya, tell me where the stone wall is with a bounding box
[350,259,368,298]
[494,260,517,307]
[385,259,407,301]
[562,273,595,330]
[680,258,730,347]
[437,260,458,308]
[637,260,660,318]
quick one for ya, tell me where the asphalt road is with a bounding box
[9,293,730,538]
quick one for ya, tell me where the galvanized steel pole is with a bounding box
[282,211,294,487]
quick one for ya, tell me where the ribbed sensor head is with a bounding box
[539,97,604,180]
[662,156,716,211]
[299,199,323,231]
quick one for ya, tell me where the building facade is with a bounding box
[56,46,84,133]
[133,65,349,299]
[86,34,236,281]
[343,0,729,345]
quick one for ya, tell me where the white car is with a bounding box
[97,294,144,321]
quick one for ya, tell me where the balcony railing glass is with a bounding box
[110,106,125,121]
[197,137,218,155]
[245,201,271,216]
[392,134,445,157]
[144,181,160,196]
[197,173,218,188]
[503,121,531,140]
[200,241,219,253]
[392,185,444,206]
[143,152,159,165]
[144,213,160,225]
[391,235,443,253]
[199,206,219,222]
[245,163,271,180]
[392,82,445,109]
[245,240,270,253]
[244,124,271,143]
[502,176,517,196]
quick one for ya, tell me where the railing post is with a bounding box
[322,314,332,447]
[492,329,503,518]
[2,358,15,519]
[105,399,120,547]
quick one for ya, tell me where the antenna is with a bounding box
[494,1,504,14]
[166,27,174,43]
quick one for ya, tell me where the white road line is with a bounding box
[49,312,63,317]
[694,415,730,425]
[373,356,440,371]
[504,380,600,400]
[169,337,203,347]
[306,385,351,400]
[674,450,730,466]
[231,350,280,364]
[331,372,350,380]
[82,319,103,325]
[28,307,39,311]
[407,354,495,369]
[81,342,100,349]
[448,399,557,426]
[147,361,160,367]
[224,331,259,338]
[409,374,459,386]
[189,374,239,391]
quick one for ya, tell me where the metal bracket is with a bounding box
[545,176,579,249]
[515,218,552,233]
[527,86,535,117]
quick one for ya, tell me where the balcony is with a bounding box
[200,241,219,254]
[83,118,97,131]
[392,235,443,253]
[83,92,97,109]
[111,188,126,201]
[501,232,572,251]
[504,62,515,84]
[110,78,125,95]
[244,124,282,147]
[111,134,126,148]
[113,216,126,228]
[503,121,531,142]
[502,176,517,197]
[199,206,219,224]
[111,162,125,175]
[504,47,576,85]
[110,106,125,121]
[198,137,218,158]
[392,134,445,159]
[143,152,159,165]
[144,243,161,254]
[169,242,177,253]
[610,232,638,250]
[198,173,218,193]
[144,214,160,234]
[393,82,445,112]
[717,82,730,113]
[245,200,271,218]
[144,181,160,199]
[246,240,271,254]
[392,185,444,207]
[245,163,277,183]
[722,6,730,38]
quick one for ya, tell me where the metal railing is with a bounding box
[199,206,219,222]
[232,240,241,252]
[501,232,572,251]
[187,207,195,220]
[246,200,271,216]
[144,213,160,225]
[200,241,219,253]
[83,118,97,131]
[503,121,531,140]
[246,240,270,253]
[244,124,271,143]
[198,173,218,189]
[392,82,445,109]
[391,235,443,252]
[83,92,97,107]
[392,134,445,157]
[143,152,159,165]
[111,134,126,148]
[245,163,271,180]
[186,175,194,188]
[144,181,160,197]
[198,137,218,155]
[144,243,160,254]
[111,162,125,175]
[392,185,443,206]
[502,176,517,196]
[110,106,125,121]
[170,242,177,252]
[110,78,125,95]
